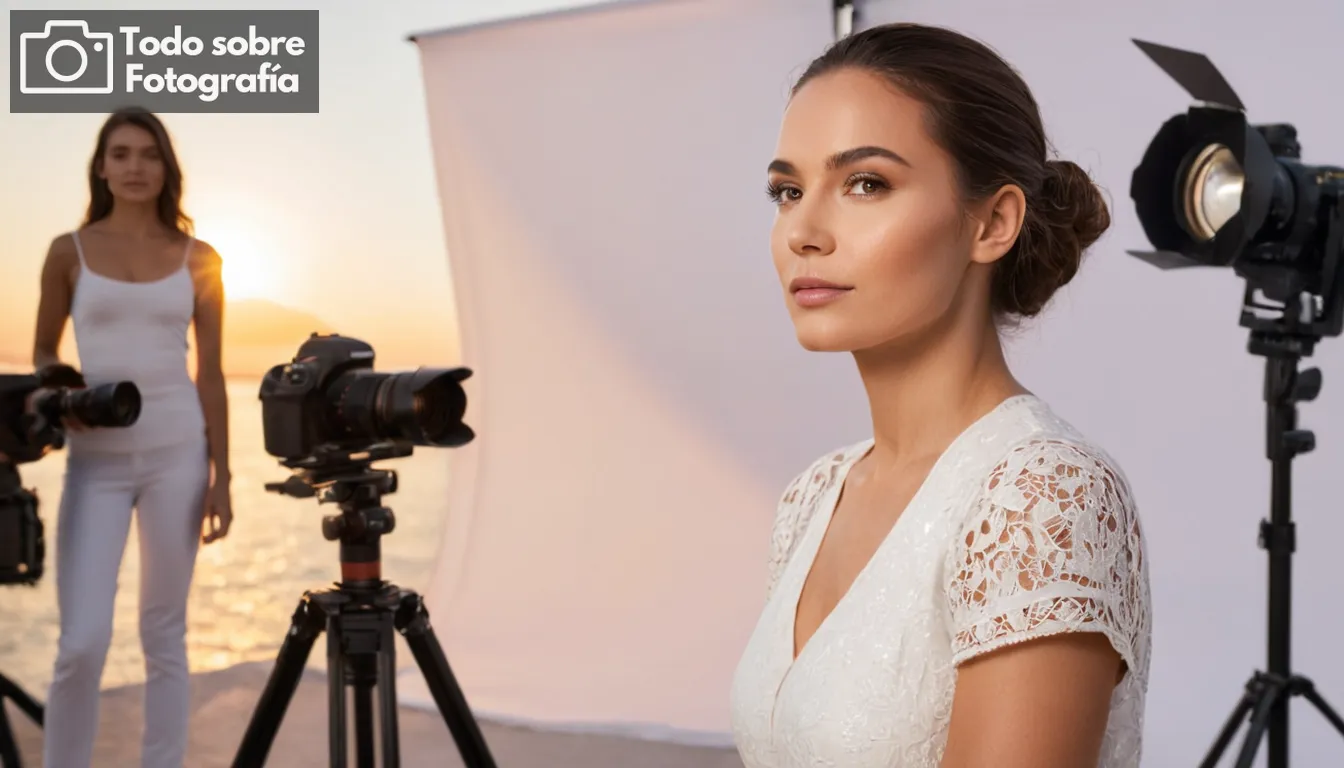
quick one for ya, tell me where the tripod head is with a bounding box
[266,440,414,588]
[237,435,499,768]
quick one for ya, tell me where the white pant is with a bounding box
[43,436,208,768]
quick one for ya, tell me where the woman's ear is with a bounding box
[969,184,1026,266]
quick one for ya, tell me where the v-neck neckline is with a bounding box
[782,393,1034,666]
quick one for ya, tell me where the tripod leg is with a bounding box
[376,622,401,768]
[327,618,348,768]
[0,676,42,727]
[0,701,20,768]
[1233,677,1288,768]
[1299,683,1344,737]
[0,673,45,768]
[352,677,375,768]
[1200,683,1258,768]
[396,594,497,768]
[330,601,403,767]
[232,596,326,768]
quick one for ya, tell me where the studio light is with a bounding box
[1128,39,1344,356]
[1128,39,1344,768]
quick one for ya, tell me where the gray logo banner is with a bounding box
[10,9,319,113]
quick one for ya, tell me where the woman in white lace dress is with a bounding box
[728,23,1151,768]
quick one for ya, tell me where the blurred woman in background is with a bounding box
[31,106,233,768]
[729,23,1150,768]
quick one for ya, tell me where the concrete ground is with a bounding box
[7,662,744,767]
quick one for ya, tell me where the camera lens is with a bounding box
[326,367,472,448]
[383,368,470,446]
[32,381,141,429]
[65,382,142,427]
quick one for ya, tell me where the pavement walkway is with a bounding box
[7,661,744,767]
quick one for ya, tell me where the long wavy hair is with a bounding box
[83,106,194,236]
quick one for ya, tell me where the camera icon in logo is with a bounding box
[19,20,115,95]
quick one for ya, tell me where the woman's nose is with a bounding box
[786,202,837,257]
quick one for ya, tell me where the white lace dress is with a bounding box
[728,394,1151,768]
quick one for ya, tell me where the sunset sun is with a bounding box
[204,230,275,301]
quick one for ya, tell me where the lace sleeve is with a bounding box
[765,470,810,599]
[765,447,860,599]
[945,438,1150,676]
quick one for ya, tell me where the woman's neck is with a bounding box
[95,201,166,239]
[853,303,1025,472]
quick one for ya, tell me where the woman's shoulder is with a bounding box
[44,231,79,260]
[996,397,1137,501]
[186,236,221,264]
[47,230,78,249]
[40,233,81,284]
[958,395,1143,546]
[185,236,223,284]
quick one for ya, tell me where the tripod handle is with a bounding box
[264,477,317,498]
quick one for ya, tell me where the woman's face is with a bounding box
[768,68,1000,353]
[99,124,165,204]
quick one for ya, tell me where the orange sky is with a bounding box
[0,1,586,377]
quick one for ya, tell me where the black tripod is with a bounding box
[1199,330,1344,768]
[0,463,45,768]
[231,443,497,768]
[0,672,42,768]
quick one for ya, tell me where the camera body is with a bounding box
[0,367,142,463]
[260,334,374,459]
[0,365,140,587]
[0,373,55,464]
[0,371,65,588]
[0,463,44,587]
[259,333,474,461]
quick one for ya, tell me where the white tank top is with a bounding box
[66,229,207,453]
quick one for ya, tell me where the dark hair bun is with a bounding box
[994,160,1111,319]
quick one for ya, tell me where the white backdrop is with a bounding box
[405,0,1344,762]
[402,0,842,746]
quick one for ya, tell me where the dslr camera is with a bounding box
[0,365,141,587]
[258,333,474,461]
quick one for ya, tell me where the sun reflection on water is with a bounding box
[0,379,453,696]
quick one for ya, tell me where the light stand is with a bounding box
[1127,39,1344,768]
[833,1,855,39]
[1195,327,1344,768]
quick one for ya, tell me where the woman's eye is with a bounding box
[766,183,802,205]
[848,177,888,196]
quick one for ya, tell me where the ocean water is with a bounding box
[0,377,452,699]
